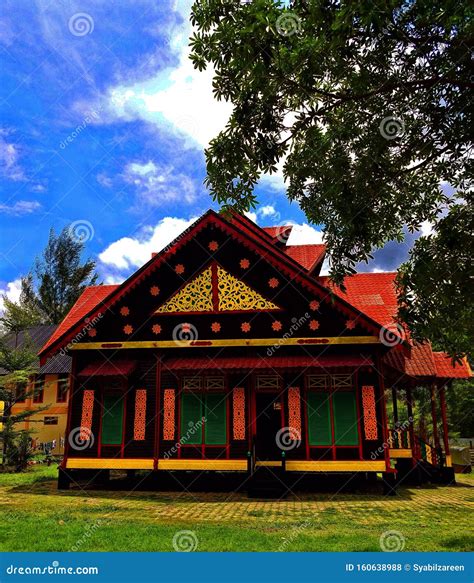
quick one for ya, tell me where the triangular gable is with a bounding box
[155,263,280,314]
[40,209,397,361]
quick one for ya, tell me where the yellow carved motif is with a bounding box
[217,266,279,311]
[155,267,213,313]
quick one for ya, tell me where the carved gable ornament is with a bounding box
[155,264,280,314]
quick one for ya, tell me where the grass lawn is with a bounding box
[0,466,472,552]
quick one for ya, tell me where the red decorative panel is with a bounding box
[232,387,246,440]
[134,389,147,440]
[163,389,176,440]
[362,385,378,440]
[288,387,301,440]
[79,390,94,440]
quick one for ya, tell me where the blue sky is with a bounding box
[0,0,422,306]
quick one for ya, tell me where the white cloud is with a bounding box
[245,205,281,224]
[0,200,41,215]
[99,215,198,271]
[104,3,232,148]
[286,223,324,246]
[123,160,198,206]
[0,278,22,313]
[0,130,25,181]
[96,173,113,188]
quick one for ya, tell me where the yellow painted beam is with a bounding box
[285,461,387,472]
[255,461,282,468]
[446,454,452,468]
[158,459,247,471]
[70,336,380,351]
[66,458,154,470]
[390,449,413,459]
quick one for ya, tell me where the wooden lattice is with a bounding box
[79,390,94,441]
[256,375,280,390]
[332,375,353,388]
[288,387,301,440]
[217,266,279,311]
[361,385,378,440]
[155,267,213,313]
[182,377,202,390]
[307,375,328,390]
[206,377,225,390]
[232,387,246,440]
[133,389,147,440]
[163,389,176,440]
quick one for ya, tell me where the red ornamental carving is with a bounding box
[211,322,221,333]
[208,241,219,251]
[309,300,320,311]
[241,322,251,333]
[120,306,130,317]
[123,324,133,335]
[346,319,356,330]
[79,390,94,441]
[309,319,320,331]
[233,387,246,440]
[268,277,279,289]
[362,386,378,440]
[240,258,250,269]
[88,328,97,338]
[288,387,301,440]
[272,320,282,331]
[134,390,147,440]
[163,389,175,440]
[175,264,185,275]
[150,286,160,296]
[152,324,162,335]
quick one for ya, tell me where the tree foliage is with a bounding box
[190,0,473,357]
[1,227,98,330]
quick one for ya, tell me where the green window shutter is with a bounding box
[204,394,227,445]
[101,394,124,445]
[333,392,359,446]
[180,393,203,445]
[307,392,332,446]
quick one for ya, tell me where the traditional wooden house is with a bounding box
[38,210,471,494]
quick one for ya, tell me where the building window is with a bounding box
[44,416,58,425]
[56,375,69,403]
[33,377,44,403]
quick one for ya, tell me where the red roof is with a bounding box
[383,342,436,377]
[262,226,293,241]
[319,272,399,331]
[433,352,472,379]
[41,285,118,354]
[284,244,326,272]
[78,359,137,377]
[163,355,373,371]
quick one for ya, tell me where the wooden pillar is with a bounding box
[439,383,451,467]
[430,383,440,450]
[406,384,415,456]
[392,387,399,426]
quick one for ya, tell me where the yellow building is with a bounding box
[2,326,71,456]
